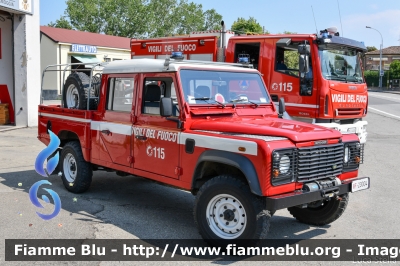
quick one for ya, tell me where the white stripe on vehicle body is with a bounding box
[273,102,319,108]
[91,121,132,135]
[179,132,258,156]
[194,130,287,142]
[39,112,91,123]
[41,114,259,155]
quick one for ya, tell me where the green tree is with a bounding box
[47,16,72,30]
[231,17,264,34]
[203,9,223,31]
[62,0,149,37]
[146,0,180,37]
[172,0,204,36]
[367,46,377,52]
[389,60,400,79]
[50,0,223,38]
[173,1,222,35]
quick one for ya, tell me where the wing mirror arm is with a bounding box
[166,117,183,129]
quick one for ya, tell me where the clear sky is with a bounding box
[40,0,400,49]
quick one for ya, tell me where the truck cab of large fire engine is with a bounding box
[225,28,368,144]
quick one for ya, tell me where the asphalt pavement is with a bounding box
[368,90,400,119]
[1,92,400,265]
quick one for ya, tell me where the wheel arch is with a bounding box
[58,130,90,162]
[191,150,262,196]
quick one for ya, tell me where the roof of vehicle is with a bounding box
[101,58,258,74]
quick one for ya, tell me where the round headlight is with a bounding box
[344,147,350,163]
[279,155,290,174]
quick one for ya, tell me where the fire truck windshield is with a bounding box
[179,69,270,105]
[319,48,364,83]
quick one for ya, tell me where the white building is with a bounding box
[40,26,131,99]
[0,0,40,127]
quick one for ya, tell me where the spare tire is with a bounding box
[63,72,98,110]
[91,74,102,97]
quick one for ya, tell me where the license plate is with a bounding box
[351,178,370,192]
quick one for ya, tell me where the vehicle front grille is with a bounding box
[297,143,344,181]
[336,108,363,116]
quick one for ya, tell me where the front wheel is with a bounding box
[194,175,271,246]
[60,141,92,193]
[288,193,349,226]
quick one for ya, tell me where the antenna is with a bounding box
[337,0,344,36]
[311,6,318,35]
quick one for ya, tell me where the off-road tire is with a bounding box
[288,193,349,226]
[194,175,271,247]
[60,141,92,193]
[63,72,98,110]
[91,74,102,97]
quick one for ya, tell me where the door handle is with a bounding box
[101,129,111,135]
[135,135,147,141]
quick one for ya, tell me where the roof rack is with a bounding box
[41,62,106,109]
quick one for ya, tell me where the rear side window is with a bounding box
[106,78,134,112]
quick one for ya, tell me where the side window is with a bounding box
[275,46,299,77]
[233,42,261,69]
[106,77,134,112]
[142,77,179,117]
[169,82,180,117]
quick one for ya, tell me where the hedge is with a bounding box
[364,70,388,87]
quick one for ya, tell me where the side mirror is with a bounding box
[278,98,285,118]
[278,98,292,120]
[160,97,183,129]
[160,97,173,117]
[299,54,309,77]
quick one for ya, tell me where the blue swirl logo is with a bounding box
[29,180,62,220]
[35,130,60,177]
[30,130,62,220]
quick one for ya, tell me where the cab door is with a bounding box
[95,75,136,167]
[269,37,318,119]
[133,74,181,179]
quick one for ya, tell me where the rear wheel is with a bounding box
[288,193,349,226]
[194,175,271,246]
[60,141,92,193]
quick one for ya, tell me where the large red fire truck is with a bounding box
[131,27,368,144]
[38,56,369,246]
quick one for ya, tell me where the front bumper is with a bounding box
[265,177,370,211]
[316,120,368,144]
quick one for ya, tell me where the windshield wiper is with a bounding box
[345,76,363,84]
[193,97,226,108]
[327,75,347,82]
[229,98,259,108]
